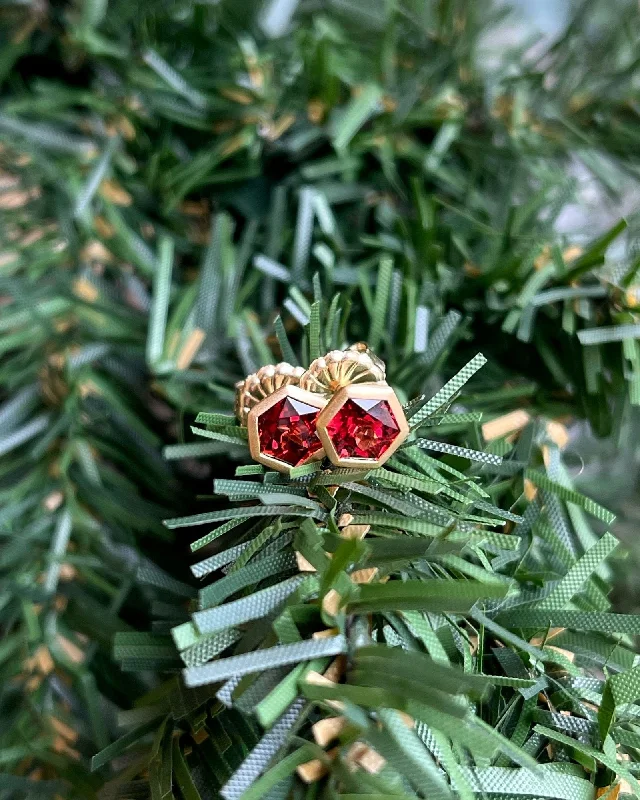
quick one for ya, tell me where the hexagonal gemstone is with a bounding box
[257,395,323,466]
[326,398,400,460]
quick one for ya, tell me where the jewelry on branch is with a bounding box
[234,344,408,473]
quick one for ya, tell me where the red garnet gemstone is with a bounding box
[326,398,400,460]
[257,395,323,466]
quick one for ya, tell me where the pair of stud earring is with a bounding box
[234,343,409,473]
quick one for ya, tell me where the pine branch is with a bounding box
[0,141,181,796]
[1,0,639,429]
[98,306,639,800]
[1,0,639,796]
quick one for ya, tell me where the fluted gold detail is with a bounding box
[299,343,386,395]
[234,362,305,425]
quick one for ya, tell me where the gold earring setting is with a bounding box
[234,344,408,473]
[315,382,409,469]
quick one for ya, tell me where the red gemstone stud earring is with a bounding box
[301,344,409,469]
[235,345,407,472]
[235,364,327,473]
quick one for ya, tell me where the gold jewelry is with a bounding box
[234,362,305,426]
[234,363,326,473]
[299,342,386,395]
[234,345,406,473]
[246,385,327,473]
[315,382,409,469]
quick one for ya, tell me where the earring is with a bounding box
[235,364,327,473]
[234,345,408,473]
[315,382,409,469]
[301,343,409,469]
[298,342,386,394]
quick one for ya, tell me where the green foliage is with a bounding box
[0,146,186,796]
[99,305,639,800]
[1,0,640,430]
[1,0,640,796]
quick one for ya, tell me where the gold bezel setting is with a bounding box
[315,383,409,469]
[246,385,328,473]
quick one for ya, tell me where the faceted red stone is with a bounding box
[257,395,323,466]
[325,397,400,460]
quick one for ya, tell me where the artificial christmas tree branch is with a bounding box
[1,0,639,430]
[98,305,640,800]
[0,142,181,796]
[1,0,640,796]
